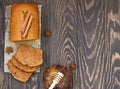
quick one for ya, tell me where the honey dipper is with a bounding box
[49,72,64,89]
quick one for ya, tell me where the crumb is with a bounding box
[6,46,13,54]
[44,30,52,37]
[69,61,77,70]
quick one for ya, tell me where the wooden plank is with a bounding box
[1,0,44,89]
[76,0,106,89]
[0,1,5,89]
[105,0,120,89]
[44,0,78,89]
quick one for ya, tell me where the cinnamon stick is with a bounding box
[20,12,30,33]
[23,15,33,38]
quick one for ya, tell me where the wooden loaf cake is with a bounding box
[10,3,39,41]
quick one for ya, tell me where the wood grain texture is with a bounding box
[0,0,120,89]
[77,0,106,89]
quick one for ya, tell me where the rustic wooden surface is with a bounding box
[0,0,120,89]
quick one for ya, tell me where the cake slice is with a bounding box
[7,60,32,82]
[15,45,43,67]
[11,56,39,72]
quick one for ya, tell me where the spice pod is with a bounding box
[43,65,72,89]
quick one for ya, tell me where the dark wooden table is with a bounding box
[0,0,120,89]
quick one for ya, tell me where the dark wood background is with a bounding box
[0,0,120,89]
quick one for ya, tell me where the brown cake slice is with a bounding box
[15,45,43,67]
[11,56,39,72]
[7,60,32,82]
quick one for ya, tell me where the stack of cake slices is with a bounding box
[7,45,43,82]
